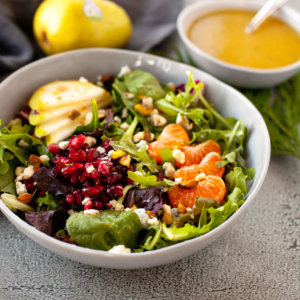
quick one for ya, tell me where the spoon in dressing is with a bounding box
[245,0,289,34]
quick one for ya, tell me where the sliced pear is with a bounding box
[28,79,112,144]
[28,80,111,110]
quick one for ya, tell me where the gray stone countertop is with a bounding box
[1,156,299,299]
[1,1,300,299]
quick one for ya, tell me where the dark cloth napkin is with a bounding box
[0,0,182,78]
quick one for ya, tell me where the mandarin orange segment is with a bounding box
[175,152,224,181]
[148,124,190,163]
[179,140,221,167]
[157,124,190,143]
[168,175,226,208]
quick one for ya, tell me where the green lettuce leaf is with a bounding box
[123,69,166,100]
[0,160,16,195]
[35,192,62,212]
[225,167,248,194]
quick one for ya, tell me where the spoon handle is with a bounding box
[245,0,289,34]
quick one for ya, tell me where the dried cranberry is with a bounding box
[69,135,86,150]
[48,144,60,154]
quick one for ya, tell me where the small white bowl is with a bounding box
[177,0,300,88]
[0,49,270,269]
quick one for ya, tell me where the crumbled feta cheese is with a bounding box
[96,146,106,154]
[15,181,27,195]
[175,177,182,183]
[118,65,131,77]
[18,139,29,148]
[163,204,172,215]
[120,122,130,130]
[150,114,167,127]
[172,149,185,164]
[114,116,121,124]
[79,76,88,83]
[124,92,134,99]
[23,165,34,179]
[142,97,153,108]
[166,82,175,89]
[58,141,69,150]
[82,197,91,205]
[133,208,150,229]
[171,208,179,217]
[98,109,106,119]
[121,107,128,118]
[148,217,159,226]
[150,109,159,116]
[84,209,100,216]
[136,140,148,150]
[176,113,190,129]
[186,207,193,213]
[133,131,144,143]
[15,166,25,176]
[109,199,124,211]
[85,136,97,147]
[163,162,175,179]
[108,245,131,254]
[39,155,50,163]
[195,172,206,181]
[86,165,95,174]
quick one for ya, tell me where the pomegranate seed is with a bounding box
[70,172,79,184]
[101,195,109,203]
[79,172,87,183]
[26,183,35,191]
[23,178,33,185]
[72,162,84,170]
[48,144,60,154]
[61,166,77,176]
[73,190,82,205]
[66,194,74,204]
[93,178,102,185]
[54,162,65,175]
[107,185,123,198]
[98,162,112,176]
[69,149,87,161]
[82,186,104,197]
[105,203,112,209]
[84,200,93,210]
[86,149,98,162]
[94,200,103,210]
[91,170,99,180]
[102,140,112,152]
[106,172,121,184]
[69,135,86,150]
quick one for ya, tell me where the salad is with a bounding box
[0,67,254,253]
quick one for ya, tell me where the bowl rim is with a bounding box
[0,48,271,264]
[177,0,300,74]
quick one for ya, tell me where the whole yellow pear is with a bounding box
[33,0,132,55]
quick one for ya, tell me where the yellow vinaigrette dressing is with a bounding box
[188,10,300,69]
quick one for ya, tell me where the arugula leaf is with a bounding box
[75,99,101,133]
[127,171,176,188]
[135,147,160,173]
[160,147,175,164]
[123,69,166,100]
[35,192,62,212]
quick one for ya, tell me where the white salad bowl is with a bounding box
[0,49,270,269]
[177,0,300,88]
